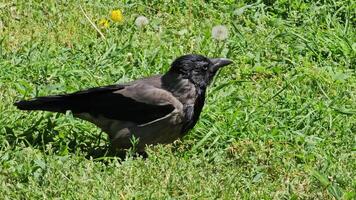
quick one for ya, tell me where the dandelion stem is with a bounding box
[79,5,106,39]
[214,41,225,57]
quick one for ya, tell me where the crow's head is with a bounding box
[169,54,233,88]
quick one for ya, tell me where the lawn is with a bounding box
[0,0,355,199]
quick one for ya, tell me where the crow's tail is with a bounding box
[14,96,70,113]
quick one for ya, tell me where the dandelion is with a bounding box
[135,16,149,28]
[98,18,110,29]
[111,9,124,23]
[212,25,229,41]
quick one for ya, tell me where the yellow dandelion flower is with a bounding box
[111,9,124,23]
[98,18,110,29]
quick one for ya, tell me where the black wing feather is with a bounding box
[14,84,174,124]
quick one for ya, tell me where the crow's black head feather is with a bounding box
[169,54,230,88]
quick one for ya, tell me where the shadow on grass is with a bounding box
[3,116,148,162]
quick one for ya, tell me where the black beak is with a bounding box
[210,58,233,71]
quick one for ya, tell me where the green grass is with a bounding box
[0,0,355,199]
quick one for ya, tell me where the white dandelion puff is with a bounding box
[212,25,229,41]
[135,16,149,28]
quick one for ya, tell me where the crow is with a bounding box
[14,54,233,152]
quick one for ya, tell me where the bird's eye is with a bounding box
[202,65,208,71]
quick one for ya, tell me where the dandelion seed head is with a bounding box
[111,9,124,23]
[212,25,229,41]
[135,16,149,28]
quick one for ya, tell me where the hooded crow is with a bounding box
[14,54,233,151]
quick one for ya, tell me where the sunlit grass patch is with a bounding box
[0,0,355,199]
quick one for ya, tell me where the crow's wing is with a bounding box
[15,83,183,125]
